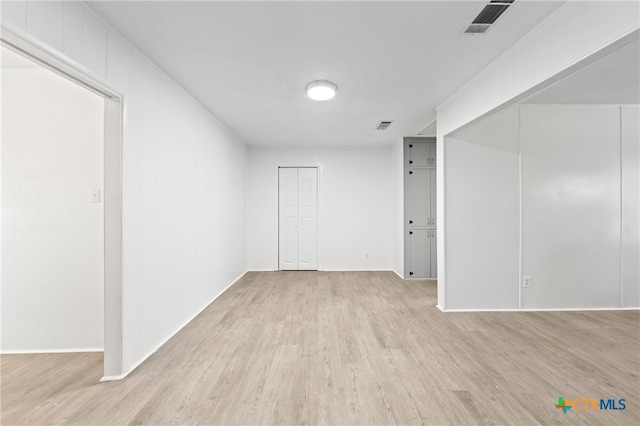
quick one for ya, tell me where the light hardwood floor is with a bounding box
[1,271,639,425]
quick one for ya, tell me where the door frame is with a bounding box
[274,163,323,271]
[1,26,124,379]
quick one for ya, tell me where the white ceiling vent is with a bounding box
[464,0,514,34]
[376,121,394,130]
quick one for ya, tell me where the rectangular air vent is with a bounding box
[465,1,514,34]
[377,121,393,130]
[465,24,491,34]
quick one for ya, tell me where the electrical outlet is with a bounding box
[523,276,531,288]
[365,252,369,259]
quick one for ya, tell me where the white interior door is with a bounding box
[279,168,298,270]
[278,167,317,270]
[297,168,318,270]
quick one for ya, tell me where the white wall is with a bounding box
[1,65,104,352]
[444,106,520,309]
[1,1,248,376]
[122,54,248,376]
[248,146,393,271]
[392,139,404,277]
[436,1,640,308]
[444,105,639,310]
[621,106,640,307]
[520,105,623,308]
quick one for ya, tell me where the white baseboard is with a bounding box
[249,269,396,273]
[391,270,438,281]
[437,307,640,313]
[101,270,248,382]
[322,269,393,272]
[404,278,437,281]
[0,348,103,355]
[100,374,126,382]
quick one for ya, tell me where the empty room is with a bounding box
[1,1,638,425]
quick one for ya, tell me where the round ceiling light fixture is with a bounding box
[305,80,337,101]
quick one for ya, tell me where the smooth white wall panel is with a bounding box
[81,9,107,79]
[105,30,130,96]
[582,1,640,57]
[62,1,83,63]
[621,106,640,307]
[132,52,159,364]
[444,104,638,311]
[120,50,147,367]
[511,26,547,97]
[1,67,104,352]
[25,1,63,52]
[1,1,27,30]
[154,79,178,342]
[393,139,404,277]
[322,149,392,270]
[520,105,621,309]
[445,107,520,309]
[2,1,248,375]
[546,1,581,76]
[248,146,393,271]
[120,49,249,372]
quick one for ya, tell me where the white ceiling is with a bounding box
[524,40,640,105]
[90,0,565,146]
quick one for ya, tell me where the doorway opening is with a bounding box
[0,39,122,379]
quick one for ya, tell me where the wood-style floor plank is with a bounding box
[1,271,638,425]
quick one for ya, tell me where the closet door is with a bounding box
[278,167,318,270]
[298,168,318,270]
[429,169,437,228]
[428,143,437,167]
[408,169,430,228]
[429,230,437,278]
[409,230,430,278]
[279,168,299,270]
[409,143,430,167]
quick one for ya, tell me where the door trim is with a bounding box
[274,163,323,271]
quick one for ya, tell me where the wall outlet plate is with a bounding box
[523,276,531,288]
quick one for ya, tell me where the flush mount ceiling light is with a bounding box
[305,80,337,101]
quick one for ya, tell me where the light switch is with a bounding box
[91,189,101,203]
